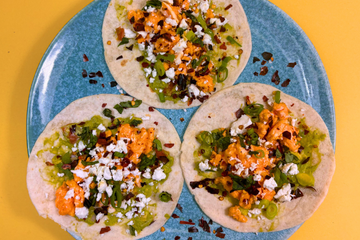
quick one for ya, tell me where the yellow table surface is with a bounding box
[1,0,359,239]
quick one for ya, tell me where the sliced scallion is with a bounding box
[275,91,281,103]
[158,92,165,102]
[226,36,242,47]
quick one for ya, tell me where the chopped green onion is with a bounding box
[114,152,126,158]
[158,92,165,102]
[154,60,165,76]
[243,103,264,117]
[204,28,214,40]
[176,28,185,36]
[159,191,172,202]
[119,99,142,108]
[129,225,136,236]
[216,67,228,82]
[183,11,198,24]
[81,161,99,166]
[275,91,281,103]
[265,202,278,220]
[196,14,207,29]
[296,173,315,186]
[144,0,162,9]
[185,30,196,42]
[103,108,114,118]
[153,139,162,151]
[257,199,270,209]
[226,36,242,47]
[118,37,129,46]
[249,150,265,159]
[156,54,175,62]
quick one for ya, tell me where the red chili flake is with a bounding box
[208,116,211,118]
[245,96,251,105]
[188,219,192,222]
[149,107,155,112]
[261,52,273,61]
[188,238,192,240]
[199,217,211,233]
[235,108,244,119]
[215,232,226,238]
[180,221,195,225]
[101,84,105,88]
[154,121,158,125]
[83,54,89,62]
[164,143,174,148]
[102,103,107,108]
[254,72,259,76]
[287,62,297,68]
[259,66,268,76]
[142,62,150,68]
[176,203,183,213]
[82,69,87,78]
[281,79,291,87]
[172,214,180,219]
[100,226,111,234]
[96,71,103,78]
[261,60,266,65]
[225,4,233,10]
[175,237,180,240]
[271,70,280,84]
[291,103,295,107]
[282,131,291,139]
[219,26,226,32]
[116,55,123,60]
[263,95,269,102]
[253,57,260,63]
[110,81,117,87]
[62,164,71,169]
[214,35,221,44]
[219,43,227,50]
[221,191,228,197]
[45,162,54,166]
[188,226,198,232]
[216,227,223,233]
[89,80,97,84]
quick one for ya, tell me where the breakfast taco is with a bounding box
[180,83,335,232]
[27,94,183,239]
[102,0,251,108]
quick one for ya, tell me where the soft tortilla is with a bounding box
[180,83,335,232]
[102,0,252,109]
[27,94,183,239]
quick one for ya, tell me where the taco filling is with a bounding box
[37,100,176,236]
[190,91,326,223]
[116,0,243,105]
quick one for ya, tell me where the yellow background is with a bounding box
[0,0,359,239]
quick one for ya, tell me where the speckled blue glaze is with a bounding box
[26,0,335,239]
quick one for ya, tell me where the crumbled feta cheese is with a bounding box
[234,55,239,59]
[120,200,128,209]
[199,0,209,13]
[152,69,157,78]
[106,185,113,197]
[79,176,93,199]
[111,169,123,181]
[248,208,261,215]
[210,17,228,27]
[181,96,189,102]
[232,162,244,176]
[250,162,258,171]
[146,6,155,12]
[78,141,86,151]
[71,169,89,179]
[57,173,64,177]
[149,182,154,186]
[152,166,166,181]
[96,213,104,222]
[188,84,200,97]
[162,78,171,83]
[194,25,204,38]
[98,124,106,131]
[92,130,97,136]
[146,44,156,63]
[144,68,152,77]
[142,168,152,179]
[166,67,175,79]
[116,212,124,219]
[172,39,187,53]
[138,42,145,51]
[149,77,155,83]
[263,177,277,191]
[202,34,213,45]
[165,18,178,26]
[124,29,136,38]
[75,207,89,219]
[230,115,253,136]
[137,31,148,39]
[64,189,74,200]
[113,139,128,153]
[291,118,297,127]
[128,220,134,226]
[253,174,262,181]
[179,19,188,29]
[125,210,134,219]
[274,183,292,202]
[98,179,107,193]
[199,160,210,172]
[281,163,299,175]
[102,167,112,180]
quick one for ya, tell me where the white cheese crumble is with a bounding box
[230,115,253,136]
[78,141,86,151]
[199,159,210,171]
[144,68,152,77]
[97,124,106,131]
[142,168,152,179]
[149,77,155,83]
[203,34,213,45]
[234,55,239,59]
[98,179,107,193]
[253,174,262,181]
[137,31,147,38]
[274,183,292,202]
[75,207,89,219]
[166,68,175,79]
[71,169,89,179]
[179,19,188,29]
[64,189,74,200]
[194,25,204,38]
[152,166,166,181]
[111,169,123,181]
[165,18,178,26]
[263,177,277,191]
[173,39,187,53]
[199,0,209,13]
[124,29,136,38]
[188,84,200,97]
[232,162,245,176]
[57,173,64,177]
[181,95,189,102]
[248,208,261,215]
[162,78,171,83]
[281,163,299,175]
[96,213,104,222]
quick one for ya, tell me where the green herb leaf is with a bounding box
[153,139,162,151]
[129,225,136,236]
[118,37,129,46]
[275,91,281,104]
[138,154,157,171]
[183,11,198,24]
[114,152,127,158]
[243,103,264,118]
[176,27,185,36]
[275,148,282,158]
[103,108,114,118]
[230,174,255,191]
[114,104,124,114]
[119,100,142,108]
[226,36,242,47]
[144,0,162,9]
[154,60,165,76]
[159,191,172,202]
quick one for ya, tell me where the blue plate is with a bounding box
[27,0,335,239]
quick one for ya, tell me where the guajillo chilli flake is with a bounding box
[118,0,243,105]
[191,91,326,223]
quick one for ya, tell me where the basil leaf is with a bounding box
[159,191,172,202]
[81,161,99,166]
[144,0,162,9]
[138,154,156,171]
[114,104,124,114]
[129,118,142,127]
[119,100,142,108]
[275,148,282,158]
[129,225,136,236]
[103,108,114,118]
[229,174,254,191]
